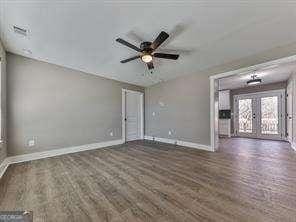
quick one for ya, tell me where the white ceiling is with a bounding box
[1,1,296,87]
[219,61,296,90]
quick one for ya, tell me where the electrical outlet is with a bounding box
[28,139,35,147]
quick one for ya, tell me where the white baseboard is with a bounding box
[0,139,124,179]
[144,135,213,152]
[291,142,296,152]
[7,139,124,164]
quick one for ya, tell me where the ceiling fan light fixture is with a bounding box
[141,54,153,63]
[116,31,179,70]
[247,75,262,85]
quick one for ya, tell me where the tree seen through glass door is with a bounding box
[238,99,252,133]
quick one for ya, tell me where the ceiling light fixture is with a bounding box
[247,74,262,85]
[141,54,153,63]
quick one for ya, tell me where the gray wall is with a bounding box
[145,41,296,147]
[145,73,211,145]
[7,53,144,156]
[0,40,6,164]
[230,81,287,98]
[229,81,287,134]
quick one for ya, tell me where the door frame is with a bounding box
[287,80,293,143]
[233,89,286,140]
[122,89,144,143]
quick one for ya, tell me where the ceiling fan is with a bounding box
[116,31,179,70]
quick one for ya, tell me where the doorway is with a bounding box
[210,55,296,151]
[233,90,285,140]
[122,89,144,142]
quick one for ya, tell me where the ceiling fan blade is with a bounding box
[153,53,179,60]
[151,31,169,50]
[147,62,154,70]
[120,55,141,63]
[116,38,142,52]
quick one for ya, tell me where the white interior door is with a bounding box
[234,90,285,140]
[287,82,293,142]
[125,90,143,141]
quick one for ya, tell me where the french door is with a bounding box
[234,90,285,140]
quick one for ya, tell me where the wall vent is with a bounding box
[13,26,27,36]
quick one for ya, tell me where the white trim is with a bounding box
[144,135,213,152]
[7,139,124,164]
[0,139,124,179]
[210,78,219,151]
[0,158,9,179]
[122,89,144,142]
[140,93,144,140]
[122,90,126,142]
[210,78,215,151]
[286,79,293,144]
[291,142,296,152]
[122,89,143,94]
[210,54,296,151]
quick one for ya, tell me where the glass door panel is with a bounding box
[238,99,253,133]
[234,96,256,137]
[258,94,282,140]
[260,96,278,135]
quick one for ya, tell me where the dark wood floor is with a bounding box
[0,138,296,222]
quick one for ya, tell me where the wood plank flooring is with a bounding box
[0,138,296,222]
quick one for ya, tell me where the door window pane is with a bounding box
[238,99,252,133]
[261,96,278,134]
